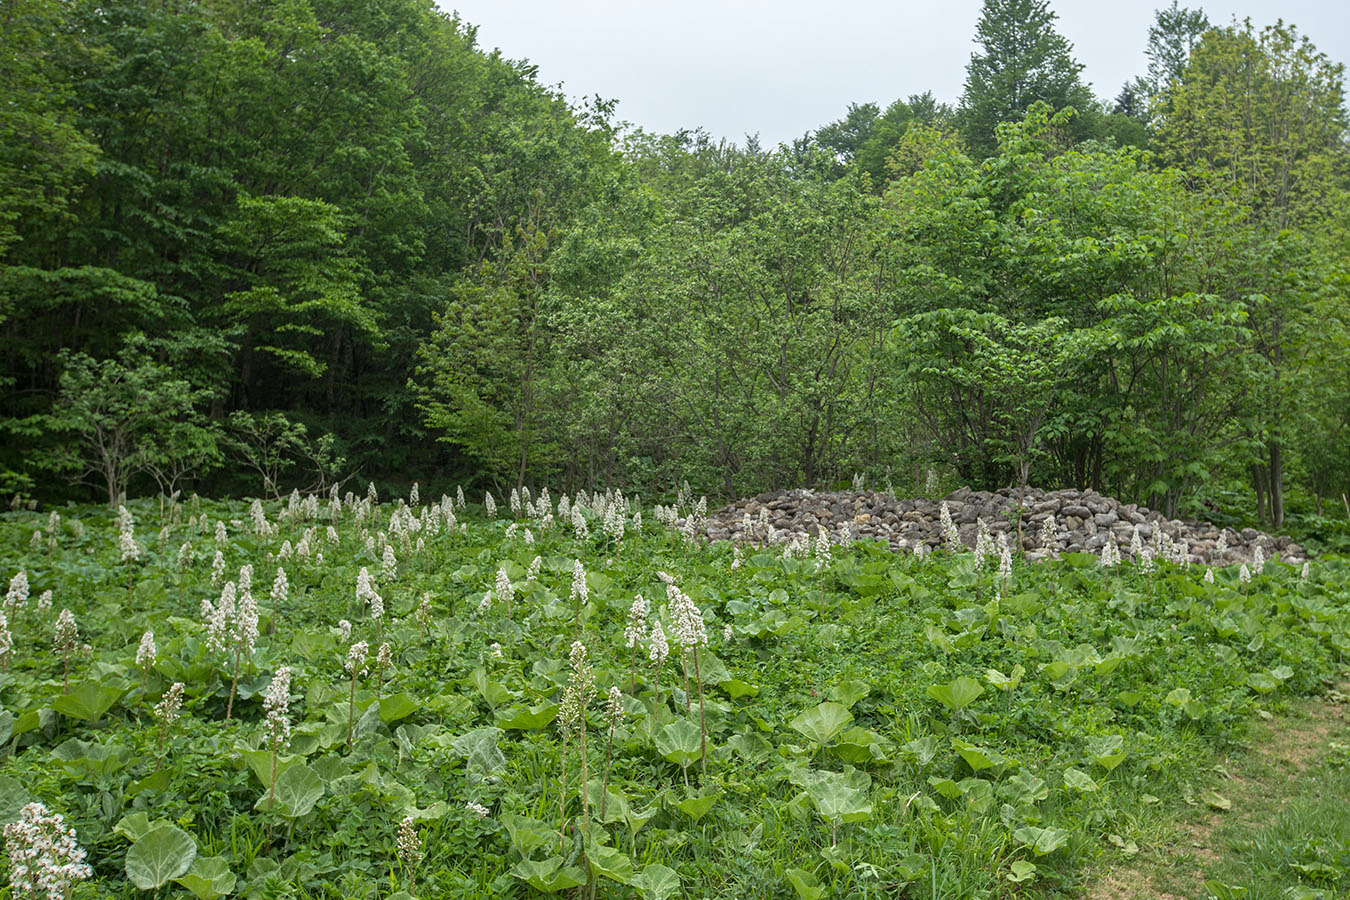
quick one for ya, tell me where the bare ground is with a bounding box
[1085,685,1349,900]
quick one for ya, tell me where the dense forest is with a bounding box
[2,0,1348,529]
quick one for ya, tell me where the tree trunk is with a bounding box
[1269,442,1284,528]
[1252,464,1268,524]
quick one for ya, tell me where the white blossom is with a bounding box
[649,621,668,665]
[624,595,648,648]
[6,571,28,612]
[4,802,92,899]
[136,631,156,669]
[263,667,292,751]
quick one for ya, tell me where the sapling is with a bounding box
[813,530,831,615]
[570,560,588,633]
[5,571,27,644]
[495,566,513,617]
[53,609,78,693]
[416,594,431,639]
[270,567,288,636]
[176,541,194,611]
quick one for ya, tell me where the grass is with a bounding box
[1089,686,1350,900]
[2,490,1350,899]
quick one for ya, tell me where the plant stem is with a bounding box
[578,717,589,834]
[347,673,358,751]
[558,732,569,849]
[600,723,615,820]
[693,647,707,777]
[226,645,241,720]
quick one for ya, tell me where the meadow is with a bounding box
[0,486,1346,899]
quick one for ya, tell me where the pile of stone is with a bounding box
[701,486,1307,565]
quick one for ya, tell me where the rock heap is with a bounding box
[702,486,1307,565]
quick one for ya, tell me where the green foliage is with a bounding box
[958,0,1100,157]
[2,489,1350,898]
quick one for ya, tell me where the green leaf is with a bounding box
[494,702,559,730]
[951,738,1004,771]
[718,679,759,699]
[240,749,303,788]
[1007,860,1037,883]
[656,719,703,768]
[986,665,1024,692]
[1204,880,1250,900]
[1087,734,1127,771]
[632,864,681,900]
[826,680,870,708]
[378,693,420,723]
[807,773,872,825]
[174,856,236,900]
[785,867,827,900]
[451,727,506,776]
[255,764,323,817]
[0,776,28,826]
[674,791,719,822]
[1200,790,1231,811]
[1013,825,1070,856]
[510,857,586,893]
[787,702,853,746]
[585,844,634,884]
[50,680,129,721]
[126,824,197,889]
[1000,770,1048,805]
[1063,767,1099,792]
[115,812,167,842]
[500,814,553,855]
[926,676,983,712]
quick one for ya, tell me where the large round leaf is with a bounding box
[255,763,323,817]
[126,824,197,889]
[787,702,853,746]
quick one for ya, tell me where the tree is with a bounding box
[42,336,218,506]
[958,0,1099,158]
[1158,19,1349,525]
[0,0,98,256]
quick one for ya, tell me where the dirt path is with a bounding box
[1086,685,1349,900]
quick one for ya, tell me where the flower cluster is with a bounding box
[356,567,383,621]
[155,682,185,726]
[4,802,92,900]
[558,641,595,735]
[136,631,156,669]
[624,595,647,648]
[263,667,292,752]
[53,610,78,656]
[667,581,707,650]
[939,502,960,552]
[397,816,423,868]
[6,571,28,613]
[346,640,369,677]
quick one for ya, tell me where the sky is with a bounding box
[439,0,1350,147]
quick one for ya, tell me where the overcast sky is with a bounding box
[438,0,1350,147]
